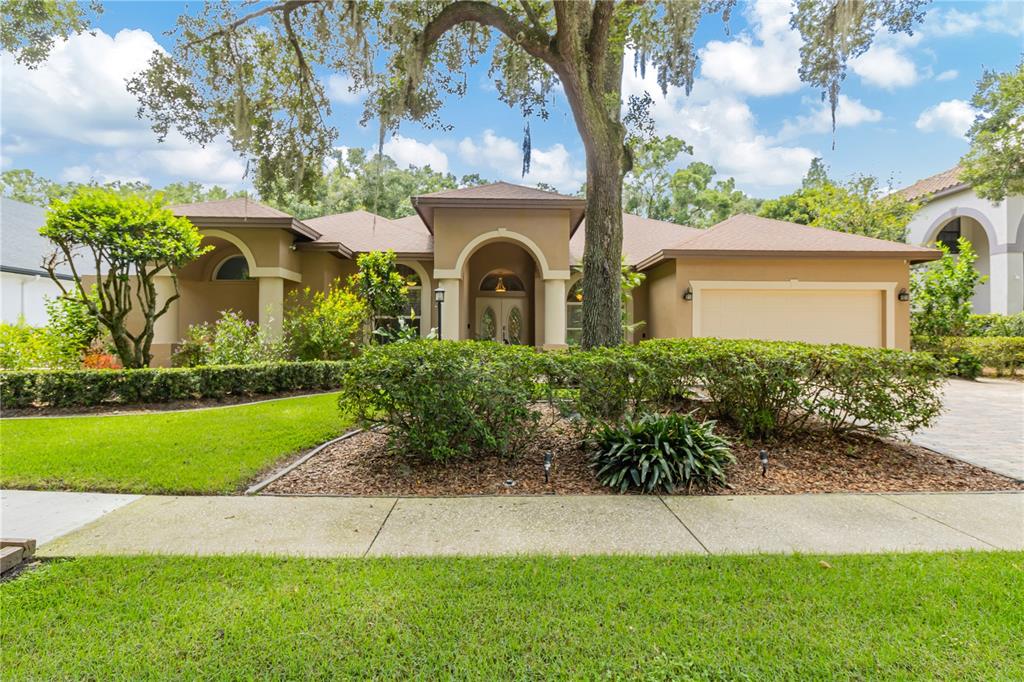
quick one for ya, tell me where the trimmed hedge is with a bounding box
[915,336,1024,378]
[0,361,348,409]
[548,339,945,439]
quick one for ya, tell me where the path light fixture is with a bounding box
[759,449,769,477]
[543,451,553,484]
[434,287,445,340]
[898,288,910,302]
[682,287,693,301]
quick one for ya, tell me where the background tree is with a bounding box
[759,159,920,242]
[959,61,1024,201]
[1,168,244,207]
[910,237,986,338]
[6,0,928,347]
[41,188,210,368]
[668,162,761,227]
[623,135,691,219]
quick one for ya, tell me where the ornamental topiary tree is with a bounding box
[41,188,211,368]
[4,0,929,347]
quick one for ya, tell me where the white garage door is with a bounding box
[697,286,886,348]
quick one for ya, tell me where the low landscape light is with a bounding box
[759,449,769,477]
[543,451,553,483]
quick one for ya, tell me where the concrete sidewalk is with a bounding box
[29,491,1024,557]
[1,489,140,545]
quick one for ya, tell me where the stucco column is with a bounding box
[438,278,461,340]
[989,251,1024,314]
[258,276,285,339]
[152,273,180,345]
[543,278,567,349]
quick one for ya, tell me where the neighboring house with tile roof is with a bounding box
[134,181,939,365]
[901,165,1023,314]
[1,197,95,325]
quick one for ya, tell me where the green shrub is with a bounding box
[173,310,284,367]
[916,336,1024,377]
[551,339,944,439]
[340,340,549,461]
[285,281,367,360]
[0,361,347,409]
[590,412,734,493]
[966,313,1024,337]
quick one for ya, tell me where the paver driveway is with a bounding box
[911,378,1023,481]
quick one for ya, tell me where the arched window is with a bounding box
[213,255,250,280]
[480,271,525,292]
[375,264,422,337]
[566,279,583,345]
[936,218,962,254]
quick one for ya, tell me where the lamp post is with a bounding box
[434,287,445,340]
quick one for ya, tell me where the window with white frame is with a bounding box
[566,279,583,345]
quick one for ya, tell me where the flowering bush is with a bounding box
[285,280,367,360]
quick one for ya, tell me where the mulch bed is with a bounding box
[264,413,1024,496]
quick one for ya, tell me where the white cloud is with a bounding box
[850,45,919,90]
[326,74,361,104]
[775,95,883,141]
[915,99,979,138]
[457,130,585,190]
[935,69,958,82]
[923,2,1024,37]
[623,57,816,190]
[1,28,250,188]
[698,0,803,96]
[382,134,449,172]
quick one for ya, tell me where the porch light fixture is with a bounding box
[898,288,910,302]
[682,287,693,301]
[434,287,445,340]
[495,276,507,293]
[575,290,583,302]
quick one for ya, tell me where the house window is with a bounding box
[937,218,961,254]
[376,264,422,336]
[566,279,583,346]
[213,255,250,280]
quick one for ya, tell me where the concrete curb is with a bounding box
[244,429,364,495]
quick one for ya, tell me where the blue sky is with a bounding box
[2,0,1021,199]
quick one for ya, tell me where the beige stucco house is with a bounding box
[148,182,939,365]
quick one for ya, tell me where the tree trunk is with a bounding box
[580,141,626,348]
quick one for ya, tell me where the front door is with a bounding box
[475,297,527,344]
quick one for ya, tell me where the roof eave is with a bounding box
[178,215,321,241]
[668,248,943,261]
[294,241,354,259]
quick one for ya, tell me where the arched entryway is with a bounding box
[467,241,537,344]
[927,215,992,312]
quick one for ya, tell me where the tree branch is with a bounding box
[420,1,556,66]
[588,0,615,90]
[186,0,312,48]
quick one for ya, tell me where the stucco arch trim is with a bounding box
[201,229,302,281]
[434,229,571,280]
[922,207,1016,254]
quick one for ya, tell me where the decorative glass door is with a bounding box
[507,306,523,344]
[476,297,527,344]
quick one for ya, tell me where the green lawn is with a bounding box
[3,552,1021,679]
[0,393,350,494]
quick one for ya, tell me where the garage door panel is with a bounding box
[698,288,884,347]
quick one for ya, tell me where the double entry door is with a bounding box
[475,296,527,344]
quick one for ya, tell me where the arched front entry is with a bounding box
[925,214,992,312]
[467,242,536,344]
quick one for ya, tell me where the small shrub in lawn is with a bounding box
[915,336,1024,377]
[590,412,734,494]
[340,340,550,462]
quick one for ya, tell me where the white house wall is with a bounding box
[1,272,65,326]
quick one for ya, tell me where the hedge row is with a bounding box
[342,339,946,461]
[914,336,1024,377]
[0,361,348,409]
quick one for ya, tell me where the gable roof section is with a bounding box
[1,197,78,279]
[169,197,321,241]
[898,165,968,202]
[412,181,586,234]
[303,210,432,258]
[635,213,941,269]
[571,213,702,267]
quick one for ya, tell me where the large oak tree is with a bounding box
[4,0,928,347]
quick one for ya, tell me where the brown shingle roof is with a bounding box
[635,213,940,268]
[169,198,320,240]
[571,213,702,267]
[898,165,968,201]
[412,181,586,233]
[304,210,432,256]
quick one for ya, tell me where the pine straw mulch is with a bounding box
[263,412,1024,497]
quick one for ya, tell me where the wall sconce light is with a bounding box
[898,288,910,302]
[682,287,693,301]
